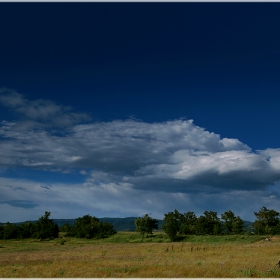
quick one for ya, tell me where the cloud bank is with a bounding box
[1,89,280,222]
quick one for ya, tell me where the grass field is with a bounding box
[1,231,280,277]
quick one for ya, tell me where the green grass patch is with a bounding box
[0,232,273,252]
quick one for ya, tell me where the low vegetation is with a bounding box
[1,231,280,277]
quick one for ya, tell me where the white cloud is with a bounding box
[0,111,280,192]
[1,89,280,221]
[137,149,271,181]
[258,148,280,170]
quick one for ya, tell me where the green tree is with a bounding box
[253,219,263,235]
[70,215,92,238]
[34,211,59,240]
[0,221,36,240]
[135,214,158,239]
[196,215,208,235]
[221,210,244,234]
[221,210,235,234]
[162,209,181,241]
[70,215,116,239]
[232,216,244,234]
[196,211,221,235]
[253,206,280,235]
[180,211,197,235]
[0,224,4,239]
[18,221,35,239]
[3,222,19,239]
[71,215,98,238]
[98,221,117,238]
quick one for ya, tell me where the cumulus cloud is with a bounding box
[1,89,280,221]
[0,112,279,192]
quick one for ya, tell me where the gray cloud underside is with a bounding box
[0,200,38,209]
[1,177,279,222]
[0,89,280,195]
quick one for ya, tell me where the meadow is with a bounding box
[1,231,280,277]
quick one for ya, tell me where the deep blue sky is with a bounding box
[1,3,280,222]
[1,3,280,149]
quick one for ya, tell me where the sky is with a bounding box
[1,2,280,223]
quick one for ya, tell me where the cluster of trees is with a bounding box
[135,207,280,241]
[0,212,59,240]
[162,209,244,241]
[0,212,116,240]
[64,214,116,239]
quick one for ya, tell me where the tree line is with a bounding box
[0,212,59,240]
[1,206,279,241]
[0,212,116,240]
[135,206,280,241]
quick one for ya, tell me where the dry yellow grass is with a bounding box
[1,236,280,277]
